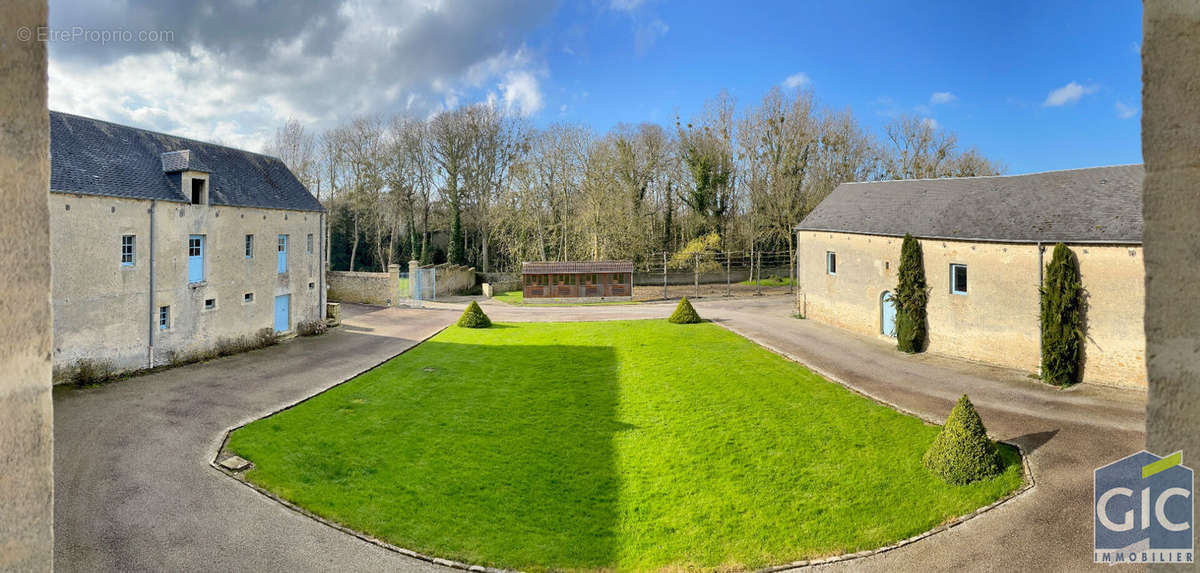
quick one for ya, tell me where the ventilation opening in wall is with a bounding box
[204,298,216,310]
[244,293,254,303]
[308,282,315,290]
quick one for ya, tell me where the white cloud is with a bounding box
[782,73,810,90]
[1115,100,1138,119]
[1043,81,1098,107]
[633,18,669,54]
[930,91,956,105]
[46,0,557,152]
[498,70,543,116]
[610,0,645,11]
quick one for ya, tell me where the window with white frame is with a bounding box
[158,306,170,330]
[121,235,135,266]
[950,263,968,295]
[244,292,254,303]
[245,234,254,258]
[826,251,837,275]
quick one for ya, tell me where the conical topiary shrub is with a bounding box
[1040,243,1084,386]
[894,233,928,353]
[923,395,1002,485]
[457,301,492,328]
[668,297,702,324]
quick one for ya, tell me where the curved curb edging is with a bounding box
[206,322,514,573]
[207,316,1036,573]
[714,321,1037,571]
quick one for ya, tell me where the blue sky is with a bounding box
[531,1,1143,174]
[48,1,1142,174]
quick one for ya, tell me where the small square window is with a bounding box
[826,252,837,275]
[306,233,314,254]
[159,306,170,330]
[308,282,315,290]
[244,293,254,303]
[245,234,254,258]
[204,298,216,310]
[950,264,968,295]
[121,235,135,266]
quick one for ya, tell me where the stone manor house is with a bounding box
[795,165,1145,389]
[49,111,326,379]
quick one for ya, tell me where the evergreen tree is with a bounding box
[448,207,465,264]
[894,233,928,353]
[923,395,1003,485]
[1040,243,1084,385]
[668,297,702,324]
[457,301,492,328]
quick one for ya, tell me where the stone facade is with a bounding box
[796,230,1146,389]
[49,193,325,378]
[0,0,54,568]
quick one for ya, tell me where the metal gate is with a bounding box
[409,265,437,307]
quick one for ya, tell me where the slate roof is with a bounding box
[795,165,1143,244]
[50,111,323,212]
[522,261,635,274]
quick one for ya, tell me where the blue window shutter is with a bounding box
[277,234,288,274]
[188,235,204,283]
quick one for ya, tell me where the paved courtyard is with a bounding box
[54,296,1145,572]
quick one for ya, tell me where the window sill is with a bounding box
[189,281,208,288]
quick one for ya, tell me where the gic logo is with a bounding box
[1094,450,1193,564]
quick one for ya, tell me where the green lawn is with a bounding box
[227,321,1022,572]
[492,290,639,306]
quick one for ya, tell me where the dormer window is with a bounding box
[191,178,207,205]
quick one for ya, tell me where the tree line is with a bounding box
[265,87,1003,273]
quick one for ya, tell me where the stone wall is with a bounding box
[796,230,1146,389]
[49,193,325,377]
[433,263,476,296]
[1144,3,1200,557]
[0,0,54,569]
[327,265,400,306]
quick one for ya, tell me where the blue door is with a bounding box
[274,294,290,333]
[277,234,288,274]
[188,235,204,283]
[881,291,897,338]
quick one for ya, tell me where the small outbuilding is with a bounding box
[521,261,634,302]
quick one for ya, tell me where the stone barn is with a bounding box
[794,165,1145,389]
[49,111,327,379]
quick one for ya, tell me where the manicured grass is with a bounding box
[227,321,1023,572]
[492,290,638,306]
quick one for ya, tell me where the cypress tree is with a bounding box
[1040,243,1084,385]
[894,233,928,353]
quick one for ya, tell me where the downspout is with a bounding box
[1036,241,1044,377]
[147,200,156,368]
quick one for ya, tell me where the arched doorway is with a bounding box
[881,291,897,338]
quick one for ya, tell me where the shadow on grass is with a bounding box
[227,340,621,571]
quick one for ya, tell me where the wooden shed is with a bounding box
[521,261,635,302]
